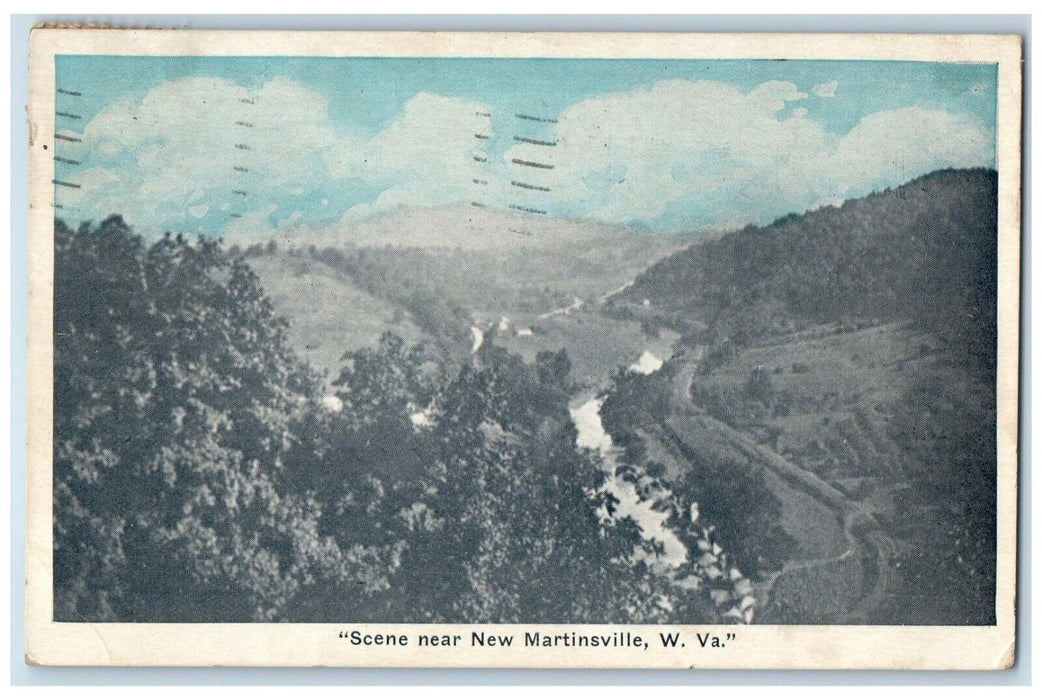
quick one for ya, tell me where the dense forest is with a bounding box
[604,167,1000,624]
[51,164,1003,625]
[53,215,721,623]
[614,168,998,372]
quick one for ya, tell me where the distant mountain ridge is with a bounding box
[277,204,685,251]
[611,168,998,367]
[242,208,687,373]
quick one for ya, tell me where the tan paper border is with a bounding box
[25,29,1023,669]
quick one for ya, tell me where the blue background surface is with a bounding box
[9,13,1031,686]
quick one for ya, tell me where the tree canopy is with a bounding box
[53,215,717,623]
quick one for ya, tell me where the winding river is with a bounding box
[568,347,757,623]
[570,387,688,567]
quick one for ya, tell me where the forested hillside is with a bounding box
[613,168,997,371]
[599,168,1000,624]
[52,216,716,623]
[51,166,1003,625]
[234,229,684,367]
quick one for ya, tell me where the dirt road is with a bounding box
[662,359,897,623]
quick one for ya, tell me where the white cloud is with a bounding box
[507,79,825,225]
[63,75,994,237]
[830,107,993,193]
[66,78,496,234]
[813,80,839,98]
[351,92,487,181]
[501,79,993,229]
[66,76,357,232]
[748,80,809,110]
[337,93,499,222]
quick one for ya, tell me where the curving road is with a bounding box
[662,358,897,623]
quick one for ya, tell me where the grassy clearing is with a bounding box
[666,410,848,566]
[250,254,423,378]
[679,320,996,624]
[758,554,862,624]
[495,309,680,393]
[689,321,933,482]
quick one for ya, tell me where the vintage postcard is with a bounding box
[24,29,1021,669]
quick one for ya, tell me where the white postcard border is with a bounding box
[24,29,1023,670]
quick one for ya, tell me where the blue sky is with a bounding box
[53,56,997,238]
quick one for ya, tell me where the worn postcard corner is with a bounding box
[24,28,1021,670]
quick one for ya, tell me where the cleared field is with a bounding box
[249,254,423,378]
[666,410,848,562]
[672,319,995,624]
[758,554,863,624]
[494,308,680,392]
[689,321,939,483]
